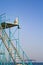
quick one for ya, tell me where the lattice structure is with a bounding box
[0,13,33,65]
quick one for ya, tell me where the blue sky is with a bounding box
[0,0,43,62]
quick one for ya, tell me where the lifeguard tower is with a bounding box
[0,13,33,65]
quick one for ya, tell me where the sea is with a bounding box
[32,62,43,65]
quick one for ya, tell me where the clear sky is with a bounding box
[0,0,43,62]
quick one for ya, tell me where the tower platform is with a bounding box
[0,22,19,29]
